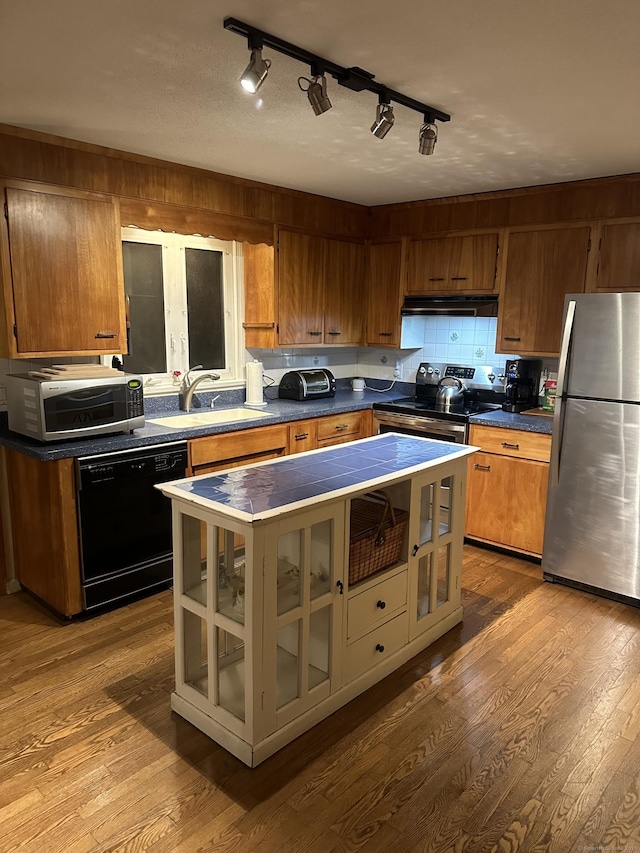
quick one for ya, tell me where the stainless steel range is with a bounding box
[373,363,506,444]
[373,363,506,514]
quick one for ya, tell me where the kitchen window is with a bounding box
[109,228,243,391]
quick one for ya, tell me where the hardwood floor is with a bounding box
[2,544,640,852]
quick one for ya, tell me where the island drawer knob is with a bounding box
[376,600,386,609]
[375,643,385,653]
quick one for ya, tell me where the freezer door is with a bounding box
[543,398,640,600]
[563,292,640,402]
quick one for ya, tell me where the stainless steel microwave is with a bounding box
[6,373,145,442]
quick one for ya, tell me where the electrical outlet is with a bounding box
[394,360,402,378]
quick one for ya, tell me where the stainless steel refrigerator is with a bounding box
[543,292,640,604]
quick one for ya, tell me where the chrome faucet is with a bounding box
[179,364,220,412]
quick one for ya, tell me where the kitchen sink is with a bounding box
[148,408,274,429]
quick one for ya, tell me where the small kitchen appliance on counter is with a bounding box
[6,368,145,442]
[501,358,543,413]
[278,368,336,401]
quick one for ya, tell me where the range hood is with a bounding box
[401,294,498,317]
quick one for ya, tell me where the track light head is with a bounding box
[419,117,438,155]
[370,101,395,139]
[240,47,271,93]
[298,74,332,116]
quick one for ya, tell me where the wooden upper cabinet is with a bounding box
[0,181,126,358]
[366,241,404,347]
[594,220,640,291]
[498,225,592,356]
[243,242,277,348]
[277,230,325,345]
[406,233,498,293]
[324,238,365,345]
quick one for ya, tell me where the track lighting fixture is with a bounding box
[240,45,271,94]
[418,115,438,155]
[224,17,451,154]
[370,96,395,139]
[298,74,332,116]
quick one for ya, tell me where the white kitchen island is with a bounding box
[158,432,477,767]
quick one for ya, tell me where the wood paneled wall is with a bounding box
[3,124,640,245]
[370,174,640,238]
[0,125,369,242]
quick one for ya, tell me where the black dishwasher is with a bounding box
[76,442,187,611]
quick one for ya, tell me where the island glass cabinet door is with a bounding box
[262,503,346,735]
[408,462,464,640]
[173,504,262,744]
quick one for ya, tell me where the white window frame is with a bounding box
[113,227,244,394]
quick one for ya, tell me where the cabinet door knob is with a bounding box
[375,643,385,653]
[376,600,386,609]
[336,580,344,595]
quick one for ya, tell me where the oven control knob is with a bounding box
[418,366,427,375]
[488,373,496,382]
[498,374,506,383]
[434,368,441,376]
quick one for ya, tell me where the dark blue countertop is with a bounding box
[0,386,410,461]
[160,433,476,522]
[469,409,554,435]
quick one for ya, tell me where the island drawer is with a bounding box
[469,425,551,462]
[344,612,409,683]
[347,572,407,640]
[317,411,363,442]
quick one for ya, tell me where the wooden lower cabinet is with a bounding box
[188,424,289,476]
[6,450,82,616]
[465,425,551,558]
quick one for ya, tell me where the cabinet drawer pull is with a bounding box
[294,432,309,441]
[428,277,445,281]
[375,643,385,653]
[450,276,468,281]
[328,331,341,336]
[376,600,386,610]
[504,336,521,341]
[308,330,322,336]
[502,442,520,449]
[474,463,491,471]
[378,332,393,337]
[335,424,348,431]
[95,331,117,339]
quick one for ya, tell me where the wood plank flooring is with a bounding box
[2,544,640,852]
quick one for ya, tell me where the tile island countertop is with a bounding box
[158,432,478,522]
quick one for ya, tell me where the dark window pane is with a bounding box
[185,248,225,370]
[121,242,166,374]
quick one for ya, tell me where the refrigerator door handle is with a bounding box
[551,300,576,488]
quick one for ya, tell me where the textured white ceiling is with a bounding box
[1,0,639,205]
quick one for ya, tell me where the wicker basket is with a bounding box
[349,490,408,585]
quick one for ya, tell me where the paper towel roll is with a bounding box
[245,360,267,407]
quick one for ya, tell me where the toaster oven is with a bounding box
[278,369,336,401]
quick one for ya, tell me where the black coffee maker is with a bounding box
[502,358,543,412]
